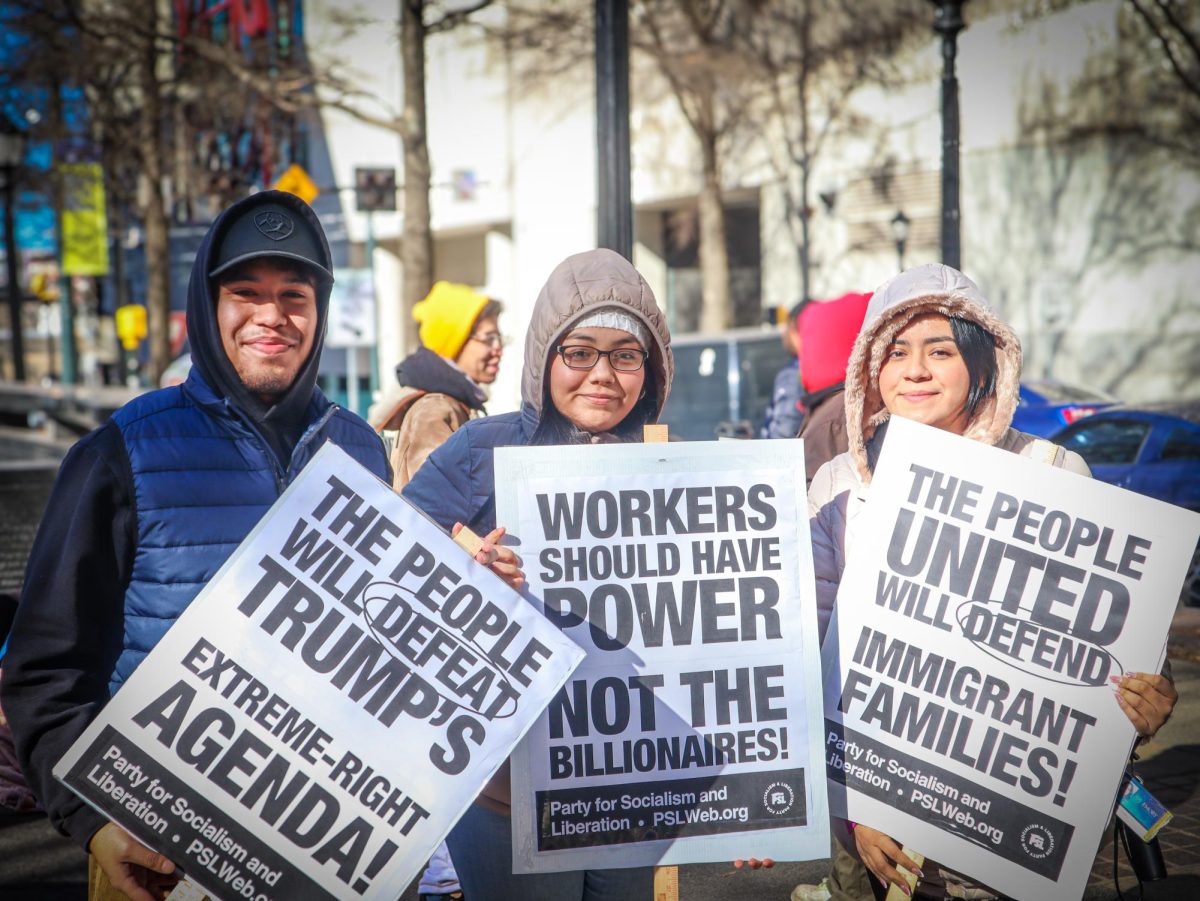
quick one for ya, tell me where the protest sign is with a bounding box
[54,443,585,901]
[496,440,828,872]
[822,416,1200,900]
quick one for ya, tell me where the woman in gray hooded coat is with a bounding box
[404,248,673,900]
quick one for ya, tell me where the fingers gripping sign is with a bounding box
[853,825,923,898]
[732,857,775,871]
[452,523,525,590]
[1113,671,1178,738]
[89,822,177,901]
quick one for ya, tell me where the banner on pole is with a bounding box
[821,416,1199,899]
[497,440,829,872]
[55,444,585,901]
[60,162,109,276]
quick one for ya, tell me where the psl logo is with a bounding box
[1020,824,1055,860]
[763,782,795,816]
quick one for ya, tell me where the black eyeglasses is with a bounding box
[556,344,648,372]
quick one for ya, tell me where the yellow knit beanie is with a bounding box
[412,281,490,360]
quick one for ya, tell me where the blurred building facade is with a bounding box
[308,0,1198,412]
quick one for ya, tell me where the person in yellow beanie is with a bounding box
[371,281,505,491]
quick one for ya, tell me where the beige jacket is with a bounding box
[387,391,476,490]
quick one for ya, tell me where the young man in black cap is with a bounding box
[1,191,390,900]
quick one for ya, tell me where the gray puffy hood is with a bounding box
[844,263,1023,482]
[521,248,673,420]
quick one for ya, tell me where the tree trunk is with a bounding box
[797,145,811,305]
[797,16,812,306]
[401,0,434,352]
[697,127,731,332]
[137,0,172,385]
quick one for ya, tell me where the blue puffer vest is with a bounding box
[108,371,388,692]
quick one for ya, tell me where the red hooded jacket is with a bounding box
[797,291,871,482]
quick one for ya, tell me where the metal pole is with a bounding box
[365,210,378,396]
[3,165,26,381]
[347,344,359,416]
[57,259,76,384]
[595,0,633,260]
[930,0,966,270]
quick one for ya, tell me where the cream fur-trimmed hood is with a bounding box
[844,263,1022,482]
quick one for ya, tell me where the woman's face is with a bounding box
[878,312,972,435]
[548,326,646,434]
[454,315,503,384]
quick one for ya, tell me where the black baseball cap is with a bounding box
[208,200,334,282]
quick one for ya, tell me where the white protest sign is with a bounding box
[54,443,585,901]
[822,416,1200,900]
[496,440,829,872]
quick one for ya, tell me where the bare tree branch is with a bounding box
[427,0,494,35]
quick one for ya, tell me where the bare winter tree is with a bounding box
[296,2,493,349]
[744,0,926,303]
[499,0,768,331]
[1014,0,1200,170]
[633,0,768,331]
[498,1,927,324]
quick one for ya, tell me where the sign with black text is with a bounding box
[55,444,585,901]
[496,441,828,872]
[822,417,1199,899]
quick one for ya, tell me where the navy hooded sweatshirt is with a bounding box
[0,192,388,847]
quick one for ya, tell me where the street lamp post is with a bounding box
[929,0,966,270]
[890,209,911,272]
[0,117,27,381]
[595,0,633,261]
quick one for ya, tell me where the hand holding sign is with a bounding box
[452,523,525,590]
[55,446,585,900]
[89,822,177,901]
[853,825,922,897]
[497,439,830,873]
[822,418,1200,900]
[1114,671,1177,737]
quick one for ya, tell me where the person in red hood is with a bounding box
[795,291,872,484]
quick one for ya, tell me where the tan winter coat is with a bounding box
[384,390,476,490]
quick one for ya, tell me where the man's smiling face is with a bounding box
[216,259,318,402]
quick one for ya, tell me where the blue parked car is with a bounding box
[1053,402,1200,605]
[1012,379,1118,437]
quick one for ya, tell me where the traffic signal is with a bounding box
[354,167,397,212]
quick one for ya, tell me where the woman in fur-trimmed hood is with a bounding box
[843,262,1038,483]
[806,263,1177,901]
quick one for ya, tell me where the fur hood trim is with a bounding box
[845,263,1022,482]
